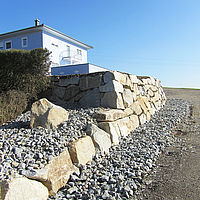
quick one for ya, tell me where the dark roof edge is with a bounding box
[0,24,44,37]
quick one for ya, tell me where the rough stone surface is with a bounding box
[117,117,130,137]
[0,177,49,200]
[30,98,69,129]
[93,108,125,122]
[137,97,148,114]
[101,91,125,109]
[68,136,96,165]
[99,80,123,93]
[124,107,134,116]
[139,113,147,125]
[98,122,121,145]
[113,71,128,85]
[131,101,143,115]
[129,74,139,84]
[79,88,100,107]
[64,85,80,101]
[48,99,188,200]
[86,124,111,154]
[103,71,115,83]
[123,88,134,108]
[80,74,102,91]
[29,150,78,196]
[58,76,79,87]
[129,114,140,130]
[51,86,66,100]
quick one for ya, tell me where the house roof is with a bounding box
[0,24,93,50]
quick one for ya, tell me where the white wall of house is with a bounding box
[42,32,88,67]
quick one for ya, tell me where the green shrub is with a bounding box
[0,48,51,99]
[0,48,51,125]
[0,90,28,126]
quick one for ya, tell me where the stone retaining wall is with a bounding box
[1,71,167,200]
[50,70,166,126]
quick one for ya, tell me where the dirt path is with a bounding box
[137,88,200,200]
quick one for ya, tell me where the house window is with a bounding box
[5,41,12,49]
[77,49,82,56]
[0,42,3,49]
[66,45,70,57]
[22,37,28,47]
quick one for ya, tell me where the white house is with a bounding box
[0,19,108,75]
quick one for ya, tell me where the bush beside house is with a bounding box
[0,48,51,126]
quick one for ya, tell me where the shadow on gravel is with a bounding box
[0,121,30,129]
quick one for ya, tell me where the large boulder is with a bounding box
[30,98,69,129]
[68,136,96,165]
[86,124,111,154]
[0,177,48,200]
[28,150,78,196]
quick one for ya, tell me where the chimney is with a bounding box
[34,19,40,26]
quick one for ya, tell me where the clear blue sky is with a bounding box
[1,0,200,88]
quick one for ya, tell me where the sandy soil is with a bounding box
[137,88,200,200]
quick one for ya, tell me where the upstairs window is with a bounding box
[22,37,28,47]
[77,49,82,56]
[66,45,70,57]
[5,41,12,49]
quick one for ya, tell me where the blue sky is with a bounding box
[1,0,200,88]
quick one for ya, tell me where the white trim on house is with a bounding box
[22,37,28,47]
[5,40,12,49]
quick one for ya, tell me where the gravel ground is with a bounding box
[0,98,189,199]
[0,108,97,180]
[49,99,189,200]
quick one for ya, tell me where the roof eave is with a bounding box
[42,25,93,50]
[0,25,43,39]
[0,24,93,50]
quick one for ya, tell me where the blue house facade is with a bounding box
[0,20,108,75]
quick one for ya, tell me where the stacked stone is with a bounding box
[50,71,165,108]
[50,71,166,125]
[50,71,166,147]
